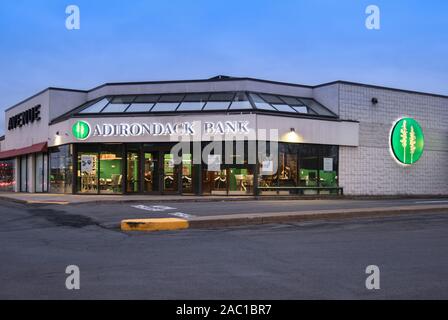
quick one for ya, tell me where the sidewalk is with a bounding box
[0,192,256,205]
[1,192,446,205]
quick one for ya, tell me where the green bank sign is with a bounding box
[72,121,91,140]
[390,118,424,165]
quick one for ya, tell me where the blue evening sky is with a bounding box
[1,0,447,134]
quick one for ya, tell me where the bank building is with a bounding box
[0,76,446,196]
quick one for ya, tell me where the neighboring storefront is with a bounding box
[0,76,446,196]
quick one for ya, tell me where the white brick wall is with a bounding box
[338,84,448,195]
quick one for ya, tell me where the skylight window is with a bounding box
[73,92,336,118]
[126,95,159,113]
[229,92,253,110]
[151,94,184,111]
[203,102,231,110]
[259,94,284,104]
[279,96,302,105]
[79,98,111,113]
[272,104,296,113]
[299,98,335,116]
[177,101,205,111]
[177,93,209,111]
[126,103,154,113]
[102,96,135,113]
[203,92,234,110]
[249,93,276,111]
[151,102,180,112]
[292,106,309,113]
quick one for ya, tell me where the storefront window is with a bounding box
[144,152,159,192]
[258,164,278,188]
[35,153,48,193]
[319,146,338,188]
[182,154,193,193]
[202,146,226,195]
[202,169,227,195]
[258,145,278,188]
[298,145,339,189]
[229,168,254,195]
[78,152,98,194]
[70,142,338,196]
[49,145,73,194]
[0,159,15,192]
[126,152,139,193]
[36,154,43,192]
[299,157,319,187]
[258,143,339,193]
[20,156,27,192]
[279,152,298,187]
[99,146,123,194]
[163,153,179,192]
[44,154,48,192]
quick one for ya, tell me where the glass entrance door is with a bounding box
[142,149,181,194]
[202,169,227,195]
[181,153,193,194]
[163,153,179,192]
[144,152,159,192]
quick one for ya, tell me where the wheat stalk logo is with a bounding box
[400,120,408,163]
[391,118,424,165]
[409,125,416,164]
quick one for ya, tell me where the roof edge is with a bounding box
[88,76,315,92]
[85,77,448,99]
[4,87,87,113]
[315,80,448,99]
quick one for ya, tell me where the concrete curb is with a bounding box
[0,197,70,205]
[187,204,448,229]
[120,204,448,232]
[0,196,28,205]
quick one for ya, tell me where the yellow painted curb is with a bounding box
[121,218,189,232]
[26,200,70,205]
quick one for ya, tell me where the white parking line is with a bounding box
[131,205,195,219]
[131,205,176,212]
[168,212,194,219]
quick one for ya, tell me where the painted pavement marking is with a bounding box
[131,205,195,219]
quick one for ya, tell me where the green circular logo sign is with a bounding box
[72,121,91,140]
[390,118,424,165]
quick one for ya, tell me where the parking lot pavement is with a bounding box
[48,198,448,228]
[0,198,448,299]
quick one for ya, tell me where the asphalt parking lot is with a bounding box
[0,198,448,299]
[58,197,448,226]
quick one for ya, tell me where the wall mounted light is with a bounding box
[282,128,302,143]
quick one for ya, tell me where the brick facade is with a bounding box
[337,84,448,195]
